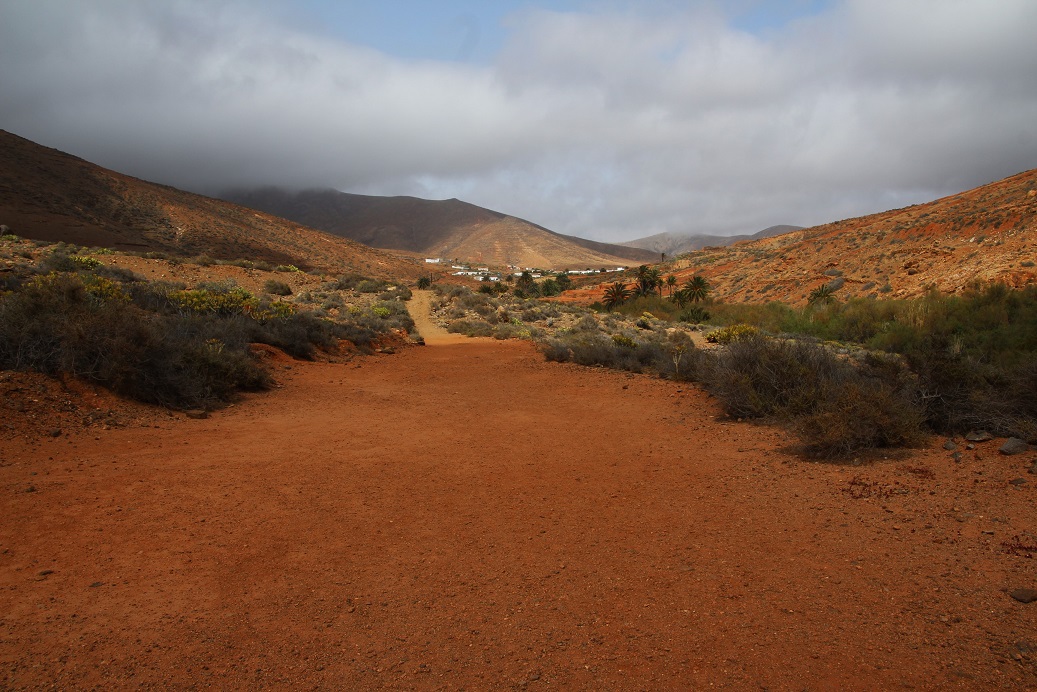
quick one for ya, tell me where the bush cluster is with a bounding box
[708,283,1037,441]
[540,323,677,376]
[705,324,759,344]
[0,261,415,409]
[699,336,924,457]
[0,273,271,408]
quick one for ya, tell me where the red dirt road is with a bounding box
[2,340,1037,689]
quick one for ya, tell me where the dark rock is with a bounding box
[952,452,963,463]
[184,409,208,420]
[49,428,62,438]
[1000,438,1031,455]
[1009,478,1027,486]
[943,439,958,451]
[966,431,994,442]
[1010,588,1037,604]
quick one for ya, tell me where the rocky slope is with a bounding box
[574,169,1037,305]
[0,130,424,280]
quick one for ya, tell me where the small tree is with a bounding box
[602,281,633,311]
[635,265,663,297]
[809,284,836,305]
[667,330,694,380]
[540,278,562,297]
[416,276,432,289]
[665,274,677,296]
[515,270,538,297]
[683,275,711,303]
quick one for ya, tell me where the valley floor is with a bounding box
[2,339,1036,689]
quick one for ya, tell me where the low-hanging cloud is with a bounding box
[1,0,1035,242]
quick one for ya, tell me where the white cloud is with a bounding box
[1,0,1035,242]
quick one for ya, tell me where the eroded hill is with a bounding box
[579,170,1036,305]
[223,187,659,270]
[0,131,424,280]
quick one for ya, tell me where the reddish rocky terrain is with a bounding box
[3,334,1037,689]
[567,169,1037,306]
[3,129,1037,690]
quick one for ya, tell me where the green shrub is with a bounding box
[705,324,759,344]
[263,279,293,296]
[170,287,257,316]
[0,273,270,409]
[612,334,637,349]
[539,328,669,374]
[379,285,412,301]
[679,306,711,324]
[447,319,494,337]
[95,264,144,283]
[355,279,385,293]
[40,250,103,272]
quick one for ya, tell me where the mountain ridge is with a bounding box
[0,130,424,279]
[222,187,659,270]
[622,225,803,256]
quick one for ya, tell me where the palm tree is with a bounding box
[416,276,431,289]
[808,284,835,305]
[683,275,711,303]
[602,281,633,311]
[635,266,663,297]
[672,287,690,309]
[665,274,678,296]
[515,270,538,297]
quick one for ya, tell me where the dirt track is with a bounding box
[2,335,1037,689]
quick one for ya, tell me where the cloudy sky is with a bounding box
[1,0,1035,242]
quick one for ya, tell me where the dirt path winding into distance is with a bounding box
[2,336,1037,689]
[408,289,468,346]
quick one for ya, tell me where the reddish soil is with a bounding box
[3,340,1037,689]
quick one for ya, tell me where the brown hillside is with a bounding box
[0,131,424,280]
[574,170,1037,305]
[693,169,1037,304]
[223,188,658,270]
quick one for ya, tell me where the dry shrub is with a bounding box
[699,335,926,458]
[795,380,926,458]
